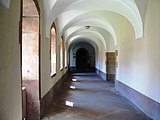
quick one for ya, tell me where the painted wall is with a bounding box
[0,1,22,120]
[117,0,160,103]
[93,39,108,80]
[97,41,106,74]
[40,21,68,98]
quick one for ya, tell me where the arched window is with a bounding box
[65,50,67,68]
[50,24,56,76]
[60,37,64,70]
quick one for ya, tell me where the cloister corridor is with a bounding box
[0,0,160,120]
[42,72,151,120]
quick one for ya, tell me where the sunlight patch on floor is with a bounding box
[70,86,76,89]
[66,101,74,107]
[72,78,77,81]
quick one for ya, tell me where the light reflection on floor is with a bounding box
[42,72,152,120]
[65,101,74,107]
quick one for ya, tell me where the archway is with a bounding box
[21,0,40,119]
[76,48,89,71]
[69,41,96,72]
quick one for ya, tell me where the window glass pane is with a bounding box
[65,50,67,67]
[51,27,56,76]
[60,37,63,70]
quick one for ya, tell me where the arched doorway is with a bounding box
[69,41,96,72]
[76,48,89,71]
[21,0,40,119]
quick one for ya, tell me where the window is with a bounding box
[60,37,64,70]
[50,25,56,76]
[65,50,67,68]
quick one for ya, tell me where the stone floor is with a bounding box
[42,72,152,120]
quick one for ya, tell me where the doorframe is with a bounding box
[19,0,41,119]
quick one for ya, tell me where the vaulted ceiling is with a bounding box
[41,0,145,51]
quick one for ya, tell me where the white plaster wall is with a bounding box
[0,1,22,120]
[41,22,68,98]
[117,0,160,103]
[95,48,99,70]
[97,42,106,73]
[69,49,75,67]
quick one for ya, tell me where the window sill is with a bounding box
[51,73,56,78]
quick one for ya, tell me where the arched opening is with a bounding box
[69,41,95,72]
[76,48,89,71]
[21,0,40,119]
[50,23,57,76]
[60,37,64,70]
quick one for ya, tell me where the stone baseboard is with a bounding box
[22,80,40,120]
[107,74,115,81]
[96,68,106,80]
[115,80,160,120]
[40,71,69,118]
